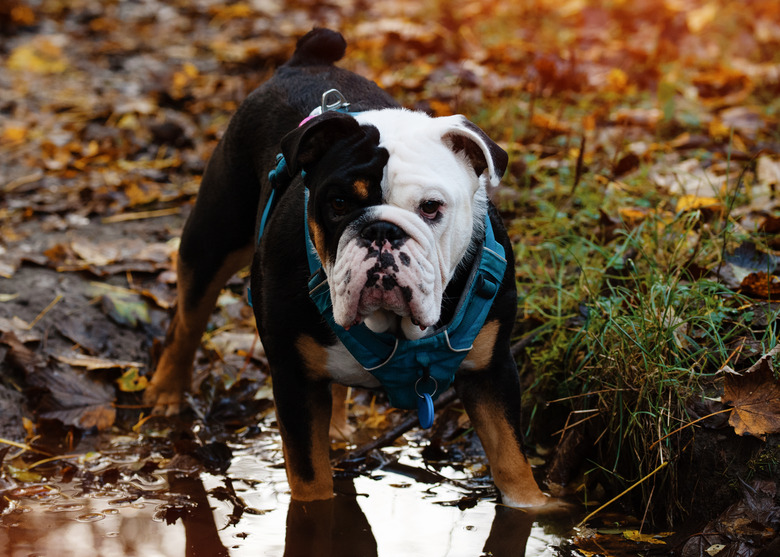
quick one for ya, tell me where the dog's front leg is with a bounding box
[146,245,254,415]
[272,358,334,502]
[457,330,548,507]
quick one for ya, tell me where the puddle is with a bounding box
[0,434,579,556]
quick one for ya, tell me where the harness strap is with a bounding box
[305,188,507,410]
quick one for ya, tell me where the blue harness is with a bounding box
[253,92,507,426]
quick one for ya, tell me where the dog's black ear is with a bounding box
[281,111,363,176]
[440,116,508,192]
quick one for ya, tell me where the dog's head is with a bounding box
[281,109,507,339]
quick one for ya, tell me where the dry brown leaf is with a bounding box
[723,346,780,439]
[28,365,117,431]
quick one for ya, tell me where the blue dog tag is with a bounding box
[417,392,434,429]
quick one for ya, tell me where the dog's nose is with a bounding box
[360,221,405,244]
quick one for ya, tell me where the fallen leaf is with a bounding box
[623,530,670,545]
[53,313,109,354]
[7,36,69,74]
[717,243,779,290]
[206,331,265,361]
[757,156,780,186]
[676,195,723,214]
[739,272,780,299]
[723,346,780,438]
[530,112,572,135]
[55,353,145,371]
[28,365,116,431]
[0,331,45,373]
[0,316,41,343]
[6,465,43,483]
[618,207,650,227]
[89,283,152,328]
[116,367,148,392]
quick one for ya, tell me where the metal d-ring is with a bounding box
[321,89,350,113]
[414,375,438,399]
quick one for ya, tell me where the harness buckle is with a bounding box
[321,88,350,113]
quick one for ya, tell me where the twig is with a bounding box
[29,454,82,469]
[335,388,458,463]
[26,294,63,330]
[647,408,732,451]
[578,460,668,526]
[552,410,599,437]
[0,437,52,456]
[547,388,625,404]
[3,170,44,193]
[101,207,180,224]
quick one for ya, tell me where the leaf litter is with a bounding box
[2,0,780,555]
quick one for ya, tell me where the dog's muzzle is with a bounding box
[330,216,441,335]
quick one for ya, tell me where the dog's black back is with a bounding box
[179,29,397,307]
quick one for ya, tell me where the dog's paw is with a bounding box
[143,379,188,417]
[329,420,356,442]
[500,492,575,514]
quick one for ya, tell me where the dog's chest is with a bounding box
[324,341,382,388]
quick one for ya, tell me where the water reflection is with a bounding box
[1,461,573,556]
[284,479,543,557]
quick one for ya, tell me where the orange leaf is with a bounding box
[723,347,780,439]
[739,272,780,299]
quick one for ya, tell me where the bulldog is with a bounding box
[146,28,548,507]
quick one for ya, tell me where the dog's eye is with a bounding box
[419,200,442,219]
[331,198,347,216]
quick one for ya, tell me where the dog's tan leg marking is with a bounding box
[295,334,355,441]
[296,334,329,379]
[280,389,334,502]
[145,246,253,416]
[329,383,354,441]
[470,404,548,507]
[463,320,500,370]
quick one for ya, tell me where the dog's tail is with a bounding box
[287,28,347,67]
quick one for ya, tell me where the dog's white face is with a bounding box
[282,109,507,340]
[323,110,505,339]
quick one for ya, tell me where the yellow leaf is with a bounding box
[622,530,668,544]
[117,367,148,392]
[209,3,253,20]
[1,125,27,143]
[531,113,572,134]
[619,207,650,226]
[676,195,722,213]
[182,62,199,79]
[6,465,43,483]
[606,68,629,93]
[8,37,69,74]
[708,118,730,140]
[117,113,140,130]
